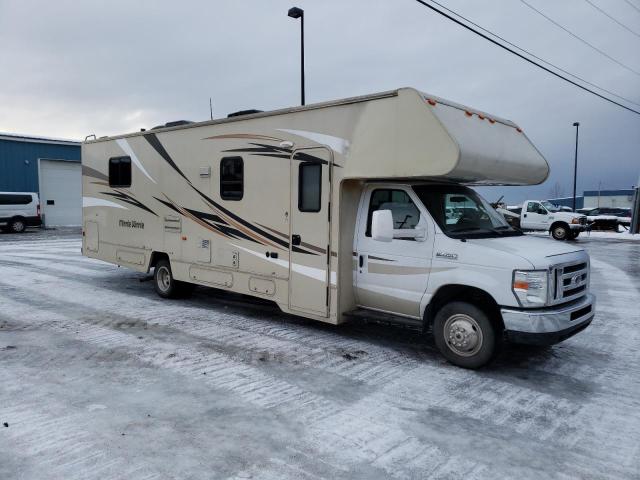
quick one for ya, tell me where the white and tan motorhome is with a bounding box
[82,87,595,368]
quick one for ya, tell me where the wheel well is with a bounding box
[148,252,169,272]
[550,221,569,231]
[424,285,503,331]
[10,216,26,222]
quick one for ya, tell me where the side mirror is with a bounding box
[371,210,394,242]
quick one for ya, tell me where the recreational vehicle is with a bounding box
[82,88,595,368]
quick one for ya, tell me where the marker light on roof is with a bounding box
[427,99,437,106]
[465,110,473,117]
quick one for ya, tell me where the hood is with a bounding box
[551,211,585,221]
[466,235,584,269]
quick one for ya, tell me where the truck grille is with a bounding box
[551,261,589,305]
[579,217,587,225]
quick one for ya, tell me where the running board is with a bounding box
[344,308,423,330]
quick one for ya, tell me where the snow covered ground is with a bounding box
[1,228,639,479]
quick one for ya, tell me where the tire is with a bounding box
[568,231,580,240]
[551,224,569,240]
[153,259,192,299]
[433,301,498,369]
[9,218,26,233]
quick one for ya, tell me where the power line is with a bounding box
[412,0,640,116]
[624,0,640,14]
[519,0,640,77]
[428,0,640,108]
[583,0,640,38]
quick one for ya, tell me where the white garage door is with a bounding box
[39,159,82,226]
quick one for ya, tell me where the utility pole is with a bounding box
[572,122,580,211]
[209,98,213,120]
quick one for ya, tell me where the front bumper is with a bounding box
[569,224,586,231]
[501,293,595,345]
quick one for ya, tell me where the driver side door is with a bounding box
[354,187,434,319]
[523,201,549,230]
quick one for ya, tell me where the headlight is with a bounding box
[571,218,580,224]
[512,270,549,307]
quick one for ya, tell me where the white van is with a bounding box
[0,192,41,233]
[82,88,595,368]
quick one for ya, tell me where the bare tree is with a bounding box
[548,181,565,199]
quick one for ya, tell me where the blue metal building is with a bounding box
[546,196,584,209]
[0,133,81,226]
[0,133,80,192]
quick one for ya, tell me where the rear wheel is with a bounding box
[153,259,192,298]
[551,224,569,240]
[433,301,498,369]
[9,218,26,233]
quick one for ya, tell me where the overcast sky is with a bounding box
[1,0,638,202]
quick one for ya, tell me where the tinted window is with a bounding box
[109,156,132,187]
[526,202,541,213]
[366,189,420,236]
[298,162,322,212]
[0,194,33,205]
[220,157,243,200]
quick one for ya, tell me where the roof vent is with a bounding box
[227,109,263,118]
[151,120,194,130]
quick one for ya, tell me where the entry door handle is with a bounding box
[292,234,301,246]
[359,255,364,268]
[523,213,527,218]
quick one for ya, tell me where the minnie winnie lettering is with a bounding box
[119,219,144,229]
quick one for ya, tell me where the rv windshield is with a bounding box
[413,184,522,239]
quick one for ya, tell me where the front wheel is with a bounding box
[551,224,569,240]
[433,301,499,369]
[568,230,580,240]
[9,218,26,233]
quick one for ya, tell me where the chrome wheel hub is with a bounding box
[444,314,483,357]
[157,266,171,292]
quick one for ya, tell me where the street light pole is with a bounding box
[288,7,305,106]
[572,122,580,211]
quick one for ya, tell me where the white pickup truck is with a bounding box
[505,200,587,240]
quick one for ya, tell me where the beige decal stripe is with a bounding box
[367,264,456,275]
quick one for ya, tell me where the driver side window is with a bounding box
[366,189,420,237]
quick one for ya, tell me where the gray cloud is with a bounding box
[1,0,638,202]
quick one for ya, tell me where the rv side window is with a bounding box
[366,189,420,237]
[0,194,32,205]
[108,156,132,187]
[220,157,243,200]
[298,162,322,212]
